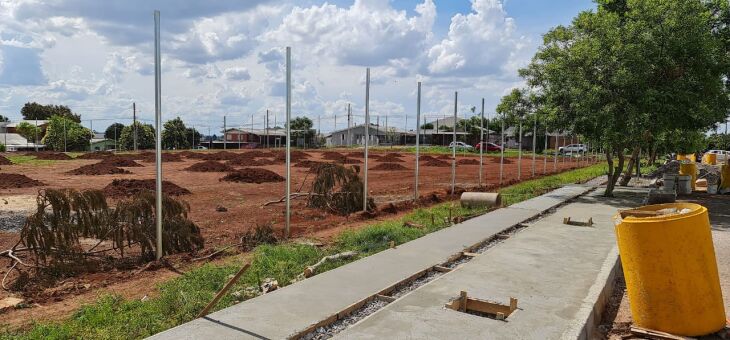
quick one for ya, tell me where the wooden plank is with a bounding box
[466,298,512,316]
[629,326,693,340]
[462,252,479,258]
[433,265,452,273]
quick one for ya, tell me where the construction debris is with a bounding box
[303,251,358,278]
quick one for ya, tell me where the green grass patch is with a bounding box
[5,155,56,166]
[2,164,607,339]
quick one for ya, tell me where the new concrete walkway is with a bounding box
[335,188,645,340]
[150,184,599,340]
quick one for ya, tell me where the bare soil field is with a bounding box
[0,149,590,327]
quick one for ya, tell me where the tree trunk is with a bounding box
[619,146,640,186]
[605,148,626,197]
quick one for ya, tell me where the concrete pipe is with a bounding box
[460,192,501,208]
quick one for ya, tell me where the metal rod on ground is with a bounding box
[153,10,163,260]
[532,113,537,177]
[479,97,484,187]
[197,262,251,318]
[285,46,292,239]
[499,113,505,185]
[414,81,421,201]
[451,91,457,195]
[363,68,370,211]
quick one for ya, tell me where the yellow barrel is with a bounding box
[615,203,726,336]
[721,164,730,190]
[677,153,696,162]
[679,163,697,191]
[702,153,717,165]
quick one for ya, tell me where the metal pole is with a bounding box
[133,102,137,151]
[451,91,457,195]
[499,114,505,185]
[414,81,421,200]
[223,116,227,150]
[532,114,537,177]
[517,119,522,180]
[363,68,370,211]
[347,103,352,147]
[191,125,195,149]
[34,118,38,152]
[479,98,484,186]
[543,125,548,174]
[63,119,67,152]
[553,132,558,172]
[114,125,117,152]
[153,10,163,260]
[88,120,92,151]
[266,110,269,148]
[285,46,292,239]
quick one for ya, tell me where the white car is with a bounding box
[194,146,208,150]
[704,150,729,164]
[448,141,474,151]
[559,144,588,154]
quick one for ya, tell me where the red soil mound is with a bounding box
[184,160,234,172]
[76,151,113,159]
[34,152,72,160]
[346,152,381,159]
[103,179,191,198]
[294,160,327,172]
[197,151,239,161]
[378,154,404,162]
[0,155,12,165]
[220,168,285,184]
[370,162,408,171]
[141,153,183,162]
[227,157,276,166]
[422,159,450,167]
[339,158,362,164]
[273,150,310,162]
[457,158,480,165]
[0,173,45,189]
[100,157,143,167]
[67,163,132,176]
[436,154,452,160]
[321,151,346,160]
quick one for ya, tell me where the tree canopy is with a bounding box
[15,122,42,144]
[289,117,315,141]
[161,117,191,150]
[104,123,125,140]
[0,115,9,122]
[517,0,730,195]
[42,115,92,151]
[119,122,155,150]
[21,102,81,123]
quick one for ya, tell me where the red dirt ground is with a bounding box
[67,163,132,176]
[76,151,114,159]
[0,155,12,165]
[0,173,45,189]
[457,158,480,165]
[0,150,594,327]
[99,157,143,167]
[220,168,285,184]
[184,160,234,172]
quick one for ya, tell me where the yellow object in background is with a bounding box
[615,203,726,336]
[679,163,697,191]
[721,164,730,190]
[676,153,696,162]
[702,153,717,165]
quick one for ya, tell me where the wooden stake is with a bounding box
[197,262,251,318]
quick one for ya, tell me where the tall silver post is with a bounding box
[153,10,163,260]
[285,46,292,239]
[191,125,195,149]
[499,114,505,185]
[553,132,558,172]
[451,91,457,195]
[35,118,38,152]
[347,103,352,147]
[266,109,269,148]
[363,68,370,211]
[517,119,522,180]
[63,119,67,152]
[414,81,421,200]
[479,98,484,186]
[543,125,548,174]
[223,116,227,150]
[532,114,537,177]
[133,102,137,151]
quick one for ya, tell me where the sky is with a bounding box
[0,0,595,134]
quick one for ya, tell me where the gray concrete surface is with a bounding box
[335,188,645,340]
[150,185,596,340]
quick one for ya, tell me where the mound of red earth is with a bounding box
[294,160,327,171]
[220,168,285,184]
[185,160,234,172]
[273,150,310,162]
[76,151,114,159]
[437,154,452,160]
[457,158,480,165]
[34,152,72,160]
[418,155,437,162]
[347,151,381,159]
[370,162,408,171]
[0,155,12,165]
[227,157,276,166]
[321,151,346,160]
[338,158,362,164]
[422,159,450,167]
[141,152,183,162]
[197,151,239,161]
[378,154,404,162]
[67,163,132,176]
[103,179,191,198]
[0,173,45,189]
[100,157,143,167]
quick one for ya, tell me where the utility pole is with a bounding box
[34,118,38,152]
[363,68,370,212]
[266,109,269,148]
[347,103,352,147]
[63,119,67,152]
[385,115,388,145]
[223,116,227,150]
[153,9,163,260]
[88,119,93,152]
[500,112,505,185]
[132,102,137,148]
[451,91,457,195]
[191,124,195,149]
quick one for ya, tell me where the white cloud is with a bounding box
[0,46,47,85]
[223,67,251,81]
[427,0,528,76]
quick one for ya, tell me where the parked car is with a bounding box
[558,144,588,154]
[194,146,208,150]
[474,142,502,152]
[448,141,474,151]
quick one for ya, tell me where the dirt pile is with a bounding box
[457,158,480,165]
[0,173,45,189]
[339,158,362,164]
[273,150,310,162]
[347,152,381,159]
[193,151,239,161]
[378,154,404,162]
[185,160,234,172]
[321,151,346,160]
[423,159,450,167]
[35,152,72,160]
[103,179,191,198]
[0,155,12,165]
[227,157,276,166]
[648,160,721,184]
[370,163,408,171]
[67,163,132,176]
[100,157,143,167]
[76,151,113,159]
[220,168,285,184]
[437,154,452,160]
[294,160,327,172]
[141,152,183,162]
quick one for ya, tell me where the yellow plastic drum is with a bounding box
[722,165,730,191]
[615,203,726,336]
[679,163,697,191]
[677,154,696,162]
[703,153,717,165]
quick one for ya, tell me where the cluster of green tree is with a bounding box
[21,102,81,122]
[497,0,730,196]
[42,116,92,151]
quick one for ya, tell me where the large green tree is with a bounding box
[42,115,92,151]
[119,122,155,150]
[21,102,81,122]
[0,115,9,122]
[162,117,190,150]
[104,123,125,140]
[288,116,315,141]
[519,0,730,195]
[15,122,42,144]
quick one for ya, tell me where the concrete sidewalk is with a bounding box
[150,184,598,340]
[335,188,645,340]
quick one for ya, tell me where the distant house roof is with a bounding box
[425,116,463,128]
[5,120,49,128]
[0,133,44,149]
[328,123,412,136]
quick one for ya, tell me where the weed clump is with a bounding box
[308,163,375,215]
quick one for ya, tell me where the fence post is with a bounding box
[414,81,421,201]
[153,10,163,260]
[363,68,370,211]
[285,46,292,239]
[479,98,484,186]
[451,91,457,195]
